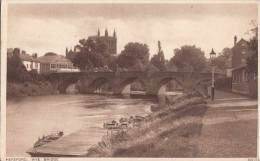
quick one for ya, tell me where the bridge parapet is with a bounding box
[45,71,226,95]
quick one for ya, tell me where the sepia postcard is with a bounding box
[1,0,259,161]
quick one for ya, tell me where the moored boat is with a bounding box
[103,120,119,129]
[33,131,64,148]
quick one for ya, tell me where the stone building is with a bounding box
[232,36,251,68]
[231,36,257,96]
[65,29,117,61]
[88,29,117,55]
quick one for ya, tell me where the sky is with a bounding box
[7,3,257,59]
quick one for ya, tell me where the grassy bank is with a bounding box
[7,81,58,99]
[87,94,208,157]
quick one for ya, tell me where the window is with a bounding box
[241,43,247,47]
[51,64,56,68]
[233,73,237,83]
[237,73,240,83]
[244,71,247,81]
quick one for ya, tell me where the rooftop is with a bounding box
[233,38,249,49]
[232,65,247,71]
[37,54,73,64]
[20,53,39,62]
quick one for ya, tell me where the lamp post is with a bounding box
[210,48,216,101]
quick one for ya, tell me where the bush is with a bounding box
[7,56,31,82]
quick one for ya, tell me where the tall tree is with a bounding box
[169,45,207,72]
[72,38,109,70]
[7,53,30,82]
[116,42,150,69]
[247,23,258,74]
[150,41,166,71]
[213,48,232,71]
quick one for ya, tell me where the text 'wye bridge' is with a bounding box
[45,71,225,96]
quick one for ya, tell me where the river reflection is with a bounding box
[7,94,156,157]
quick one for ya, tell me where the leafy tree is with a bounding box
[106,55,117,71]
[166,60,178,71]
[128,59,146,71]
[221,47,233,57]
[72,38,110,70]
[7,54,30,82]
[116,42,150,69]
[247,25,258,74]
[213,48,232,71]
[150,41,166,71]
[150,54,166,71]
[169,45,207,72]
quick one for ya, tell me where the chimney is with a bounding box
[234,35,237,46]
[98,28,100,37]
[105,28,108,37]
[32,53,38,58]
[66,47,68,55]
[21,50,26,55]
[13,48,20,57]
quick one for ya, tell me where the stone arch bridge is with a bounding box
[45,71,225,96]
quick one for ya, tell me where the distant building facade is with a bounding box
[65,47,76,61]
[88,29,117,55]
[231,36,257,96]
[232,66,256,95]
[232,36,250,68]
[38,52,79,74]
[65,29,117,62]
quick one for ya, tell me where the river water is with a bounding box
[7,94,156,157]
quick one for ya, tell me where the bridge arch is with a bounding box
[87,77,113,93]
[58,77,80,94]
[116,77,147,95]
[155,77,184,95]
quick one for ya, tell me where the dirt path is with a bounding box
[196,102,257,157]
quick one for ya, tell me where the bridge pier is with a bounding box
[46,72,225,96]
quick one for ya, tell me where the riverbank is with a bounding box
[86,92,257,157]
[87,94,207,157]
[7,81,58,99]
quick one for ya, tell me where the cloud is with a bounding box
[8,17,79,54]
[7,3,257,59]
